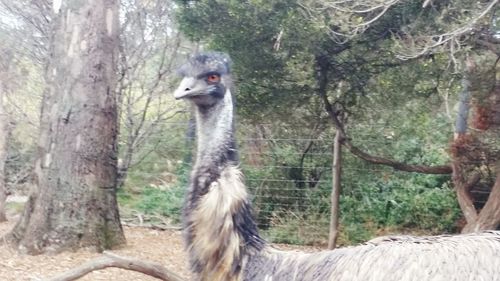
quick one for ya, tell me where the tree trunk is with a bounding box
[454,75,471,138]
[462,171,500,232]
[452,160,478,225]
[328,131,342,249]
[0,80,7,222]
[7,0,125,254]
[455,55,500,233]
[450,57,480,231]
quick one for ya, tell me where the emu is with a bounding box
[174,52,500,281]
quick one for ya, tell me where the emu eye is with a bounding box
[207,74,220,83]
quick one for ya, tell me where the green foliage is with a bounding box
[340,180,461,237]
[120,161,191,224]
[115,0,470,247]
[134,185,185,222]
[175,0,319,120]
[117,115,193,223]
[237,117,460,246]
[259,170,461,246]
[117,0,486,247]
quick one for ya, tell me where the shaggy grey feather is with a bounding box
[244,232,500,281]
[174,52,500,281]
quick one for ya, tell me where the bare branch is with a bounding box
[301,0,498,56]
[396,0,499,60]
[298,0,401,42]
[44,251,186,281]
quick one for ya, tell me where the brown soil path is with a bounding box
[0,219,192,281]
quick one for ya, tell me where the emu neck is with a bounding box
[185,92,264,281]
[194,95,237,168]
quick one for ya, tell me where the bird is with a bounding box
[173,51,500,281]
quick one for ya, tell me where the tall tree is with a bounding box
[5,0,125,254]
[452,52,500,232]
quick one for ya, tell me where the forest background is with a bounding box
[0,0,499,248]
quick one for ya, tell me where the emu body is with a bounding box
[174,52,500,281]
[245,233,500,281]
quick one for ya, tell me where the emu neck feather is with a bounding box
[185,90,262,281]
[194,90,235,166]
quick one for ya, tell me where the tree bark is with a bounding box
[454,75,471,138]
[0,80,7,222]
[461,56,500,232]
[6,0,125,254]
[454,55,500,233]
[328,130,342,249]
[451,58,482,232]
[462,171,500,233]
[452,161,479,225]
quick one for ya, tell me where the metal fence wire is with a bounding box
[5,119,487,246]
[115,119,476,246]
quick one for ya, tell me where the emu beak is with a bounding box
[174,77,206,100]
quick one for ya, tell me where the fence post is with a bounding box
[328,130,342,249]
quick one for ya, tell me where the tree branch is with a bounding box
[44,251,186,281]
[342,141,452,174]
[396,0,499,60]
[317,65,452,174]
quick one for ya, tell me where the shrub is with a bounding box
[135,185,185,223]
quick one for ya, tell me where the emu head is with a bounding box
[174,52,232,107]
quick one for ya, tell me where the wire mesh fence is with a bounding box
[4,118,493,246]
[114,119,339,245]
[113,119,476,246]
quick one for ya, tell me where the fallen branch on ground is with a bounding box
[44,251,186,281]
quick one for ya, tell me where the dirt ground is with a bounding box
[0,218,192,281]
[0,216,320,281]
